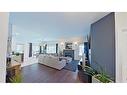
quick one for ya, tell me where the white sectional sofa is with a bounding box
[38,54,66,70]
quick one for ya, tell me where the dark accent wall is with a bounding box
[56,43,58,54]
[39,46,42,54]
[29,43,32,57]
[90,13,115,80]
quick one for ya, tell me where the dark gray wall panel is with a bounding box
[29,43,32,57]
[91,13,115,80]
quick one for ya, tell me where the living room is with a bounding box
[1,1,127,95]
[7,12,92,83]
[7,12,118,83]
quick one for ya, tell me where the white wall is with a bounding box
[23,43,30,62]
[115,13,127,82]
[12,37,17,52]
[0,13,9,82]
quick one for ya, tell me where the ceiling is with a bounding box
[10,12,110,43]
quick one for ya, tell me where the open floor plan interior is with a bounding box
[0,12,127,83]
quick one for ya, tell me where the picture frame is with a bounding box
[65,42,72,49]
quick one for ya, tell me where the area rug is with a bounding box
[63,60,79,72]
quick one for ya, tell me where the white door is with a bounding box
[121,29,127,82]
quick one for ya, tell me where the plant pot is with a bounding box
[92,75,114,83]
[78,71,92,83]
[92,76,101,83]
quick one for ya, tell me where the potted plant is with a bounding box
[92,73,113,83]
[83,65,97,76]
[83,65,113,83]
[15,52,20,56]
[92,62,113,83]
[9,74,22,83]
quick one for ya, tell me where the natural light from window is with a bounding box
[47,44,56,53]
[79,44,84,56]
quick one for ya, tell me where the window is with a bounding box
[47,44,56,53]
[32,45,39,55]
[16,44,24,53]
[79,44,84,56]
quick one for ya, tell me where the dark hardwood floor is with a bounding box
[21,63,83,83]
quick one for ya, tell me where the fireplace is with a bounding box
[63,50,74,60]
